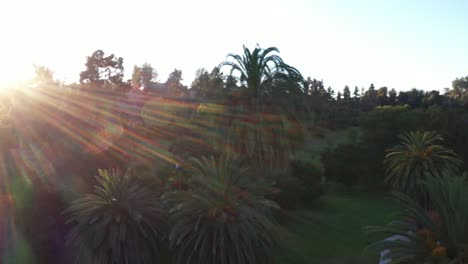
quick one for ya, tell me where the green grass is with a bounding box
[274,191,400,264]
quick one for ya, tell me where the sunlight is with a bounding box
[0,61,34,88]
[0,0,466,262]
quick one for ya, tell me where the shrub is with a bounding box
[268,159,324,210]
[290,159,324,199]
[322,143,374,187]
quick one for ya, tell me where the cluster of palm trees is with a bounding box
[366,131,467,263]
[64,45,306,264]
[65,154,280,264]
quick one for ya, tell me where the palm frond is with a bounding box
[65,169,167,264]
[163,153,279,264]
[384,131,461,202]
[365,175,468,263]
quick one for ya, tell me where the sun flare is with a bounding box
[0,56,35,88]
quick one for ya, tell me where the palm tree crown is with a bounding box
[220,45,302,99]
[65,169,167,264]
[366,175,468,263]
[163,152,279,264]
[384,131,461,201]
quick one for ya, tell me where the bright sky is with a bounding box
[0,0,467,92]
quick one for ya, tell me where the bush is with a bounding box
[322,143,385,188]
[290,159,324,199]
[269,159,324,210]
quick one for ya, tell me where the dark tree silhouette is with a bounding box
[79,50,124,87]
[165,69,187,97]
[220,45,302,100]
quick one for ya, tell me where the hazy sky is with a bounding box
[0,0,467,92]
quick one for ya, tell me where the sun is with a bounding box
[0,57,35,88]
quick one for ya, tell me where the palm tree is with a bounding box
[384,131,461,203]
[220,45,303,100]
[163,152,279,264]
[216,45,306,170]
[65,169,167,264]
[365,175,468,263]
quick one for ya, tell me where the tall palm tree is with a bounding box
[65,169,167,264]
[217,46,306,170]
[220,45,303,100]
[384,131,461,203]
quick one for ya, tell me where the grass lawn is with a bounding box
[274,190,400,264]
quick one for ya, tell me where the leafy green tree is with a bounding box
[191,67,225,100]
[132,63,157,89]
[225,75,238,91]
[397,89,425,108]
[446,76,468,107]
[422,90,443,107]
[163,153,279,264]
[79,50,124,87]
[220,45,302,100]
[326,86,335,100]
[165,69,187,97]
[361,83,378,110]
[343,85,351,102]
[32,65,56,86]
[384,131,461,202]
[366,175,468,263]
[191,68,209,96]
[388,88,397,105]
[310,79,326,96]
[65,169,167,264]
[451,76,468,96]
[353,86,360,99]
[377,86,389,106]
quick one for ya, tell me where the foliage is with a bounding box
[269,159,324,209]
[191,67,226,100]
[322,142,376,187]
[354,105,425,185]
[2,45,468,263]
[79,50,124,88]
[226,108,305,170]
[169,134,217,160]
[32,65,56,86]
[165,69,188,97]
[132,63,157,89]
[384,131,461,203]
[163,153,279,264]
[290,159,324,197]
[365,175,468,263]
[220,45,302,100]
[65,169,167,264]
[193,101,305,171]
